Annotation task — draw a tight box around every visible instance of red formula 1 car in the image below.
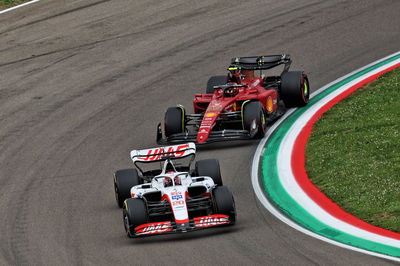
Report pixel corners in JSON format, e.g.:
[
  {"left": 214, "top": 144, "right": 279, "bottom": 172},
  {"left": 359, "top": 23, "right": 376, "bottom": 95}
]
[{"left": 157, "top": 54, "right": 310, "bottom": 144}]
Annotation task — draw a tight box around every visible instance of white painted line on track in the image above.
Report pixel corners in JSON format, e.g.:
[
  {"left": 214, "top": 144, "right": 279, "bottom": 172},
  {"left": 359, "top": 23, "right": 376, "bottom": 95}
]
[
  {"left": 0, "top": 0, "right": 40, "bottom": 14},
  {"left": 251, "top": 111, "right": 400, "bottom": 262},
  {"left": 251, "top": 51, "right": 400, "bottom": 262},
  {"left": 278, "top": 58, "right": 400, "bottom": 247}
]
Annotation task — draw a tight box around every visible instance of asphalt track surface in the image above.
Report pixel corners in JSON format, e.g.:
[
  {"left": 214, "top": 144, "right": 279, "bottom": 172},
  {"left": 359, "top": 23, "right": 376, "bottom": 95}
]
[{"left": 0, "top": 0, "right": 399, "bottom": 265}]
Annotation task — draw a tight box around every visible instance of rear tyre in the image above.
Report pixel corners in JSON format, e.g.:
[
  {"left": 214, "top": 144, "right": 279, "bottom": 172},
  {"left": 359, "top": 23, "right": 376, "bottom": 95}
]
[
  {"left": 164, "top": 106, "right": 185, "bottom": 137},
  {"left": 212, "top": 186, "right": 236, "bottom": 224},
  {"left": 123, "top": 198, "right": 148, "bottom": 238},
  {"left": 280, "top": 71, "right": 310, "bottom": 107},
  {"left": 114, "top": 168, "right": 142, "bottom": 208},
  {"left": 242, "top": 101, "right": 266, "bottom": 138},
  {"left": 206, "top": 75, "right": 227, "bottom": 94},
  {"left": 195, "top": 159, "right": 223, "bottom": 186}
]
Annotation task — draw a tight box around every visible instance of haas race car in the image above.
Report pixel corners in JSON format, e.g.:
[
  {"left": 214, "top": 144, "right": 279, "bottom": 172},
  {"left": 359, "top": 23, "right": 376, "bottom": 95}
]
[
  {"left": 113, "top": 142, "right": 236, "bottom": 237},
  {"left": 157, "top": 54, "right": 310, "bottom": 144}
]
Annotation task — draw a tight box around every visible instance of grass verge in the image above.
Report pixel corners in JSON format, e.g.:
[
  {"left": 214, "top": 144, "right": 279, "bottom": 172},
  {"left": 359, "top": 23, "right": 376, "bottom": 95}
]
[
  {"left": 0, "top": 0, "right": 30, "bottom": 10},
  {"left": 306, "top": 68, "right": 400, "bottom": 232}
]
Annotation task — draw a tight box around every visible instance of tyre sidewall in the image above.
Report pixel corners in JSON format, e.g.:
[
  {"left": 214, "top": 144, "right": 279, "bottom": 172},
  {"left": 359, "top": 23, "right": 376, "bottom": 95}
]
[
  {"left": 123, "top": 198, "right": 148, "bottom": 238},
  {"left": 242, "top": 101, "right": 266, "bottom": 138},
  {"left": 114, "top": 169, "right": 141, "bottom": 208},
  {"left": 212, "top": 186, "right": 236, "bottom": 223},
  {"left": 164, "top": 106, "right": 185, "bottom": 137},
  {"left": 195, "top": 159, "right": 223, "bottom": 186},
  {"left": 280, "top": 71, "right": 309, "bottom": 107}
]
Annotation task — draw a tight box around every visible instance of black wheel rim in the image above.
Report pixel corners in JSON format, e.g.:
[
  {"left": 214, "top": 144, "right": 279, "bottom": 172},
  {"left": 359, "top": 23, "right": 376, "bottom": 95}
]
[
  {"left": 260, "top": 111, "right": 266, "bottom": 133},
  {"left": 123, "top": 212, "right": 131, "bottom": 236},
  {"left": 302, "top": 79, "right": 309, "bottom": 102}
]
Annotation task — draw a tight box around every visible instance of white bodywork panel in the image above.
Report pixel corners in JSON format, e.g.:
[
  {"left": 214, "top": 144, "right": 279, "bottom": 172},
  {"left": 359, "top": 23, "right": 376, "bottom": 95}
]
[
  {"left": 131, "top": 143, "right": 196, "bottom": 163},
  {"left": 130, "top": 172, "right": 215, "bottom": 223}
]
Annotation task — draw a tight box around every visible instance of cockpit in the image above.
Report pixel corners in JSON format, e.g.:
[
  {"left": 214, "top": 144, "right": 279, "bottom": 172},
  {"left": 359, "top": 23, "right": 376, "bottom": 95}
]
[{"left": 161, "top": 173, "right": 187, "bottom": 187}]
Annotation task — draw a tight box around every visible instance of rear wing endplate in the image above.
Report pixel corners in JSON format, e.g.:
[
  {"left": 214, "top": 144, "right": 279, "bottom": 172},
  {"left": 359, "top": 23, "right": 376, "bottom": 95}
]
[{"left": 130, "top": 143, "right": 196, "bottom": 163}]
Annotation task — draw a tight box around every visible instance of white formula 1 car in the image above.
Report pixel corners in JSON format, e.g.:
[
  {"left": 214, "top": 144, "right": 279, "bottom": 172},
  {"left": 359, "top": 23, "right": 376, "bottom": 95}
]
[{"left": 113, "top": 142, "right": 236, "bottom": 237}]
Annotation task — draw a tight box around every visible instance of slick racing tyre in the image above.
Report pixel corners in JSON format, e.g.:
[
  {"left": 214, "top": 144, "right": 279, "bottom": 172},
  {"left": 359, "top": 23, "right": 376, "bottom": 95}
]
[
  {"left": 195, "top": 158, "right": 223, "bottom": 186},
  {"left": 280, "top": 71, "right": 310, "bottom": 107},
  {"left": 206, "top": 75, "right": 227, "bottom": 94},
  {"left": 242, "top": 101, "right": 267, "bottom": 138},
  {"left": 164, "top": 106, "right": 185, "bottom": 137},
  {"left": 123, "top": 198, "right": 148, "bottom": 238},
  {"left": 114, "top": 168, "right": 142, "bottom": 208},
  {"left": 212, "top": 186, "right": 236, "bottom": 224}
]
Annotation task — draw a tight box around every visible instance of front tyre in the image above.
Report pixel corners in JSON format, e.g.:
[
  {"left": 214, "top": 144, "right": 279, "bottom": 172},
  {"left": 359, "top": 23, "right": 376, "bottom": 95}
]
[
  {"left": 280, "top": 71, "right": 310, "bottom": 107},
  {"left": 242, "top": 101, "right": 266, "bottom": 138},
  {"left": 212, "top": 186, "right": 236, "bottom": 224},
  {"left": 123, "top": 198, "right": 148, "bottom": 238}
]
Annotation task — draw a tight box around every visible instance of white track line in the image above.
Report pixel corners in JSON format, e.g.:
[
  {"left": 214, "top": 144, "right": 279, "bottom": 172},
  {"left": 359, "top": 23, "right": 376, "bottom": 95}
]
[
  {"left": 251, "top": 51, "right": 400, "bottom": 262},
  {"left": 278, "top": 58, "right": 400, "bottom": 247},
  {"left": 0, "top": 0, "right": 40, "bottom": 14}
]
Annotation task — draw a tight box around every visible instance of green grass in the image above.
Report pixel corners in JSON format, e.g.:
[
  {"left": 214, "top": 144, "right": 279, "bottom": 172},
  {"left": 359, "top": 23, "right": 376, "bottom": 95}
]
[
  {"left": 0, "top": 0, "right": 29, "bottom": 10},
  {"left": 306, "top": 68, "right": 400, "bottom": 232}
]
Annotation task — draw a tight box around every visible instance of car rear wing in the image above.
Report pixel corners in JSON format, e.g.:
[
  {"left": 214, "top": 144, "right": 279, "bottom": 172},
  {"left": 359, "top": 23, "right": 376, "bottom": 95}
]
[
  {"left": 230, "top": 54, "right": 291, "bottom": 71},
  {"left": 130, "top": 142, "right": 196, "bottom": 163}
]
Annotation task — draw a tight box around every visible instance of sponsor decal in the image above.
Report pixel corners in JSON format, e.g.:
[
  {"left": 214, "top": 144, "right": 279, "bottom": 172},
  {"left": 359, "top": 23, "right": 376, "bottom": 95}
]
[
  {"left": 205, "top": 112, "right": 216, "bottom": 118},
  {"left": 171, "top": 194, "right": 183, "bottom": 200},
  {"left": 137, "top": 144, "right": 189, "bottom": 161},
  {"left": 171, "top": 191, "right": 184, "bottom": 205},
  {"left": 194, "top": 214, "right": 230, "bottom": 228},
  {"left": 135, "top": 221, "right": 172, "bottom": 235},
  {"left": 207, "top": 104, "right": 223, "bottom": 111},
  {"left": 252, "top": 79, "right": 260, "bottom": 86},
  {"left": 266, "top": 96, "right": 274, "bottom": 113},
  {"left": 172, "top": 200, "right": 185, "bottom": 206},
  {"left": 200, "top": 125, "right": 211, "bottom": 130}
]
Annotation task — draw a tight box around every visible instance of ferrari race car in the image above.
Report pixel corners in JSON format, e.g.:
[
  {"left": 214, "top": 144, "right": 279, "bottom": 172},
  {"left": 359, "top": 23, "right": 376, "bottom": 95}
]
[
  {"left": 157, "top": 54, "right": 310, "bottom": 144},
  {"left": 113, "top": 142, "right": 236, "bottom": 237}
]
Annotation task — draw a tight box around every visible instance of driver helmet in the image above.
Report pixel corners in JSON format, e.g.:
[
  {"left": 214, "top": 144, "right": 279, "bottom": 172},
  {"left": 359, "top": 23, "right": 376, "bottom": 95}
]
[
  {"left": 223, "top": 87, "right": 239, "bottom": 97},
  {"left": 164, "top": 177, "right": 173, "bottom": 187},
  {"left": 174, "top": 175, "right": 181, "bottom": 185},
  {"left": 228, "top": 65, "right": 241, "bottom": 74}
]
